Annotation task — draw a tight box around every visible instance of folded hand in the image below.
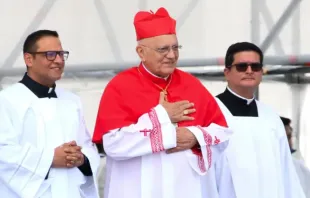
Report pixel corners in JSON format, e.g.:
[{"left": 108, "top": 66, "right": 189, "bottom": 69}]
[
  {"left": 166, "top": 127, "right": 197, "bottom": 154},
  {"left": 52, "top": 141, "right": 84, "bottom": 168}
]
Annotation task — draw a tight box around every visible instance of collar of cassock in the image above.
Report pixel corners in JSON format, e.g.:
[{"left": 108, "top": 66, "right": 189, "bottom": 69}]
[
  {"left": 138, "top": 62, "right": 172, "bottom": 88},
  {"left": 227, "top": 86, "right": 255, "bottom": 105},
  {"left": 19, "top": 73, "right": 57, "bottom": 98}
]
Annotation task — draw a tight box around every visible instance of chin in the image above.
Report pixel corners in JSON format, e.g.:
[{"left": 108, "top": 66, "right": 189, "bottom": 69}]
[
  {"left": 240, "top": 82, "right": 258, "bottom": 89},
  {"left": 164, "top": 66, "right": 175, "bottom": 73},
  {"left": 49, "top": 74, "right": 62, "bottom": 82}
]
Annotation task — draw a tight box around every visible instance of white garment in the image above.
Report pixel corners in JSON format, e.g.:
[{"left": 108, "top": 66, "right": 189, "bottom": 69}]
[
  {"left": 293, "top": 158, "right": 310, "bottom": 197},
  {"left": 299, "top": 102, "right": 310, "bottom": 169},
  {"left": 297, "top": 88, "right": 310, "bottom": 168},
  {"left": 207, "top": 98, "right": 306, "bottom": 198},
  {"left": 0, "top": 83, "right": 100, "bottom": 198},
  {"left": 102, "top": 104, "right": 233, "bottom": 198}
]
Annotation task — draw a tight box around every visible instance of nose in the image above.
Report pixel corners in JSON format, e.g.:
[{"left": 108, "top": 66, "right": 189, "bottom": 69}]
[
  {"left": 245, "top": 64, "right": 253, "bottom": 73},
  {"left": 166, "top": 48, "right": 176, "bottom": 59}
]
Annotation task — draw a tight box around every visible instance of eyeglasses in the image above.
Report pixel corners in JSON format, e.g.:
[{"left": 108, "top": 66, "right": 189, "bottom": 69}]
[
  {"left": 140, "top": 44, "right": 182, "bottom": 55},
  {"left": 27, "top": 51, "right": 69, "bottom": 61},
  {"left": 229, "top": 62, "right": 263, "bottom": 72}
]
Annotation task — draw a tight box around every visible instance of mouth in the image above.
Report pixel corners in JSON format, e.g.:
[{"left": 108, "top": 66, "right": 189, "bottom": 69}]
[
  {"left": 163, "top": 62, "right": 175, "bottom": 66},
  {"left": 242, "top": 78, "right": 255, "bottom": 80},
  {"left": 51, "top": 67, "right": 63, "bottom": 71},
  {"left": 242, "top": 78, "right": 255, "bottom": 81}
]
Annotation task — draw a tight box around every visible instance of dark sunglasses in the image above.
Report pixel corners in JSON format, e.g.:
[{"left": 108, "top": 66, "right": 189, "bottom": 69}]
[
  {"left": 229, "top": 62, "right": 263, "bottom": 72},
  {"left": 27, "top": 51, "right": 69, "bottom": 61}
]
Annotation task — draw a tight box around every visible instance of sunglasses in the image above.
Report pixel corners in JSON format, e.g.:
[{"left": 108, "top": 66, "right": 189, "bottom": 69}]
[{"left": 229, "top": 62, "right": 263, "bottom": 72}]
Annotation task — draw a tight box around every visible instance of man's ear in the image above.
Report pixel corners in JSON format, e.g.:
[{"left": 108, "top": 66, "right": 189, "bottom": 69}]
[
  {"left": 223, "top": 67, "right": 230, "bottom": 80},
  {"left": 136, "top": 45, "right": 146, "bottom": 62},
  {"left": 24, "top": 53, "right": 34, "bottom": 68}
]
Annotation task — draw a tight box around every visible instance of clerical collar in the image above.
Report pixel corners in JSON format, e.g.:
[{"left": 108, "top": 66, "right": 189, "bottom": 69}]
[
  {"left": 216, "top": 88, "right": 258, "bottom": 117},
  {"left": 227, "top": 86, "right": 254, "bottom": 105},
  {"left": 138, "top": 63, "right": 171, "bottom": 86},
  {"left": 19, "top": 73, "right": 57, "bottom": 98}
]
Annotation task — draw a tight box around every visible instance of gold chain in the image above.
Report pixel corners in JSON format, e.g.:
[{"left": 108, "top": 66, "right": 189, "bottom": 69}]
[{"left": 137, "top": 67, "right": 172, "bottom": 101}]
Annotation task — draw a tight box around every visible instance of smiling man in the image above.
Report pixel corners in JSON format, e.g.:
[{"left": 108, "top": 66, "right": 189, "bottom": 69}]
[
  {"left": 206, "top": 42, "right": 305, "bottom": 198},
  {"left": 0, "top": 30, "right": 100, "bottom": 198},
  {"left": 92, "top": 7, "right": 233, "bottom": 198}
]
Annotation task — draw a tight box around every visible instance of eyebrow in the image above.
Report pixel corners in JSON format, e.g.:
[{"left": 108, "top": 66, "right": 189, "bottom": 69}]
[{"left": 157, "top": 43, "right": 179, "bottom": 48}]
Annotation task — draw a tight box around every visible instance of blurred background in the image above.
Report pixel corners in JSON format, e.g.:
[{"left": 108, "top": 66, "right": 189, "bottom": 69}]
[{"left": 0, "top": 0, "right": 310, "bottom": 196}]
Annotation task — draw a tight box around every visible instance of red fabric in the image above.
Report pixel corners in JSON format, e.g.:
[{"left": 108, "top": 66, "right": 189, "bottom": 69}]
[
  {"left": 92, "top": 63, "right": 228, "bottom": 147},
  {"left": 134, "top": 7, "right": 176, "bottom": 40}
]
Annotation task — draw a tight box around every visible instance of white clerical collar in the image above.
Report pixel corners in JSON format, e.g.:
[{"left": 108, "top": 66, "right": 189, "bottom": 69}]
[
  {"left": 142, "top": 63, "right": 169, "bottom": 80},
  {"left": 227, "top": 86, "right": 255, "bottom": 105}
]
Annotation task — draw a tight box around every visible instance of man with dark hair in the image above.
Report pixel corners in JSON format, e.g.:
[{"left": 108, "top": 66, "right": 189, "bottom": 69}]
[
  {"left": 23, "top": 30, "right": 59, "bottom": 53},
  {"left": 205, "top": 42, "right": 305, "bottom": 198},
  {"left": 0, "top": 29, "right": 100, "bottom": 197}
]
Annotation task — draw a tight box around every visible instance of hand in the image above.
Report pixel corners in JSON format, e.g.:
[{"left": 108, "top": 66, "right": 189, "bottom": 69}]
[
  {"left": 159, "top": 92, "right": 196, "bottom": 123},
  {"left": 66, "top": 153, "right": 84, "bottom": 167},
  {"left": 51, "top": 141, "right": 83, "bottom": 168},
  {"left": 166, "top": 127, "right": 198, "bottom": 154},
  {"left": 52, "top": 144, "right": 72, "bottom": 168},
  {"left": 64, "top": 141, "right": 84, "bottom": 167}
]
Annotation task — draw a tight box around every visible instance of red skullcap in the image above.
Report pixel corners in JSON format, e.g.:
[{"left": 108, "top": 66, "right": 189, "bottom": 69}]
[{"left": 134, "top": 7, "right": 176, "bottom": 41}]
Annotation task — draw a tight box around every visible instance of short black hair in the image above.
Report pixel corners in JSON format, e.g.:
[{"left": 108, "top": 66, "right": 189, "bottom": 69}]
[
  {"left": 280, "top": 116, "right": 291, "bottom": 126},
  {"left": 225, "top": 42, "right": 263, "bottom": 67},
  {"left": 23, "top": 30, "right": 59, "bottom": 53}
]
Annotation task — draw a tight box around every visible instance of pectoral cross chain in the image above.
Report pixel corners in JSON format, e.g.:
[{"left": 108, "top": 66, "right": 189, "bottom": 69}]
[{"left": 161, "top": 90, "right": 168, "bottom": 101}]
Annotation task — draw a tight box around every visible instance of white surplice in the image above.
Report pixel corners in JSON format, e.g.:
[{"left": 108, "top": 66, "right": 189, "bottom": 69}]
[
  {"left": 205, "top": 98, "right": 306, "bottom": 198},
  {"left": 103, "top": 105, "right": 233, "bottom": 198},
  {"left": 293, "top": 158, "right": 310, "bottom": 197},
  {"left": 0, "top": 83, "right": 100, "bottom": 198}
]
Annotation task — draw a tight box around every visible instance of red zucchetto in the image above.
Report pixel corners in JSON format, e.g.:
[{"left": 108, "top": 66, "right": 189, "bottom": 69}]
[{"left": 134, "top": 7, "right": 176, "bottom": 41}]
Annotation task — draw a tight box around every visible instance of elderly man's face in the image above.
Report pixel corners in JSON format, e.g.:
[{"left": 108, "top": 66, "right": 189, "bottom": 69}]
[{"left": 136, "top": 34, "right": 180, "bottom": 78}]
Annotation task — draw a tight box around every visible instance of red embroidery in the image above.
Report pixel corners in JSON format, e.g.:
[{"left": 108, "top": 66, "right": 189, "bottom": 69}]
[
  {"left": 140, "top": 128, "right": 152, "bottom": 136},
  {"left": 197, "top": 126, "right": 213, "bottom": 172},
  {"left": 214, "top": 136, "right": 221, "bottom": 144},
  {"left": 198, "top": 155, "right": 206, "bottom": 173},
  {"left": 148, "top": 109, "right": 164, "bottom": 153}
]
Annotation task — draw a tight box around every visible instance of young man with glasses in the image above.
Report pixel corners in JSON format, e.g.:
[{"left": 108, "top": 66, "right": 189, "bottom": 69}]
[
  {"left": 205, "top": 42, "right": 305, "bottom": 198},
  {"left": 0, "top": 30, "right": 100, "bottom": 197},
  {"left": 92, "top": 7, "right": 233, "bottom": 198}
]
